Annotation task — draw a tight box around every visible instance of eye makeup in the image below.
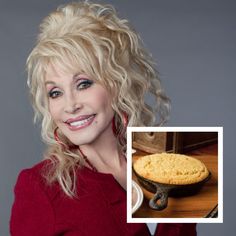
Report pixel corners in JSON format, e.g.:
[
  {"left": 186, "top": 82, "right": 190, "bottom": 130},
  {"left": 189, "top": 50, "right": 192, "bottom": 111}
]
[
  {"left": 48, "top": 87, "right": 62, "bottom": 99},
  {"left": 45, "top": 73, "right": 94, "bottom": 99},
  {"left": 76, "top": 79, "right": 94, "bottom": 90}
]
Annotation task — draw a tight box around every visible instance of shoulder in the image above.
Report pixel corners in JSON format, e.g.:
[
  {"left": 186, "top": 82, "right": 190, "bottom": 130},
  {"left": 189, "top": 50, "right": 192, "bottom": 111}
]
[
  {"left": 16, "top": 159, "right": 48, "bottom": 184},
  {"left": 22, "top": 158, "right": 53, "bottom": 176},
  {"left": 14, "top": 159, "right": 60, "bottom": 199},
  {"left": 11, "top": 160, "right": 56, "bottom": 235}
]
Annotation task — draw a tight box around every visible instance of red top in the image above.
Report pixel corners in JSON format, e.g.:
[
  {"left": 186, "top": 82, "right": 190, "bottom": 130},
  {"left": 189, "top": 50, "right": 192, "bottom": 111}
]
[{"left": 10, "top": 161, "right": 196, "bottom": 236}]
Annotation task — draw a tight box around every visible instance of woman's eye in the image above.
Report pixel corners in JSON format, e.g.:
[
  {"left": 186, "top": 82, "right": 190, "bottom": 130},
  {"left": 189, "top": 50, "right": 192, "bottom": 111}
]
[
  {"left": 77, "top": 80, "right": 93, "bottom": 90},
  {"left": 48, "top": 90, "right": 62, "bottom": 99}
]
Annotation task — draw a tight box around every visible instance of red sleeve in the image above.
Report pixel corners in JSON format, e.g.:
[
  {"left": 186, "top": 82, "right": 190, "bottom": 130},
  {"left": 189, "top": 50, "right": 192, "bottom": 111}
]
[
  {"left": 155, "top": 223, "right": 197, "bottom": 236},
  {"left": 10, "top": 169, "right": 55, "bottom": 236}
]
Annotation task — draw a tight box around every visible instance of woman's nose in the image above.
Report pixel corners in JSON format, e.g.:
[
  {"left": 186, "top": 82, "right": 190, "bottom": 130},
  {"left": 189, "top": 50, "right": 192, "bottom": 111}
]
[{"left": 64, "top": 93, "right": 81, "bottom": 114}]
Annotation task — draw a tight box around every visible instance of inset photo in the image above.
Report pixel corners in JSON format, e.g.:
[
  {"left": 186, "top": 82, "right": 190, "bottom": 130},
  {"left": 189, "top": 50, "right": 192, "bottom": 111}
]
[{"left": 127, "top": 127, "right": 223, "bottom": 223}]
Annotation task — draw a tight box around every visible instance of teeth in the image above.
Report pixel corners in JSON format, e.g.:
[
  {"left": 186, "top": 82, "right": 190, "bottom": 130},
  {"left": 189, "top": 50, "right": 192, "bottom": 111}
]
[{"left": 69, "top": 116, "right": 94, "bottom": 127}]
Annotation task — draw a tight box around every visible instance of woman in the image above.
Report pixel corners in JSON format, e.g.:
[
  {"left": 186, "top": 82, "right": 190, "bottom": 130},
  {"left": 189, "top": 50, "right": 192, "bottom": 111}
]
[{"left": 10, "top": 1, "right": 196, "bottom": 235}]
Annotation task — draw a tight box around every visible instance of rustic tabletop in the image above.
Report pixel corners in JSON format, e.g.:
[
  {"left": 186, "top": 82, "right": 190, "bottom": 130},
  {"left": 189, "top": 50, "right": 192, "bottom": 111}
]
[{"left": 132, "top": 144, "right": 218, "bottom": 218}]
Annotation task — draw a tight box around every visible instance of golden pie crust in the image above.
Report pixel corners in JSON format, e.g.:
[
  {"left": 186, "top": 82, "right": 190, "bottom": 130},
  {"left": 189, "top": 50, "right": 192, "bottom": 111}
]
[{"left": 133, "top": 153, "right": 209, "bottom": 185}]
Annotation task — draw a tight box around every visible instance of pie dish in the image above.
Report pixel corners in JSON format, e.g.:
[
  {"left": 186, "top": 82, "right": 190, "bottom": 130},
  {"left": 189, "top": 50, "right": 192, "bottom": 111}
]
[{"left": 133, "top": 153, "right": 211, "bottom": 210}]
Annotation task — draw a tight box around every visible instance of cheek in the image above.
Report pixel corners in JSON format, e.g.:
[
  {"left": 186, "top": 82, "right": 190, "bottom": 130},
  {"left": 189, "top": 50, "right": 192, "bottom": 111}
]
[
  {"left": 48, "top": 101, "right": 60, "bottom": 121},
  {"left": 93, "top": 89, "right": 113, "bottom": 113}
]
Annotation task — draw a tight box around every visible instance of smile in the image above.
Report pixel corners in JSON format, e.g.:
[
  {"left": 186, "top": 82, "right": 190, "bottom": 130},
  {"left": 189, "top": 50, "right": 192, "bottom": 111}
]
[{"left": 65, "top": 114, "right": 96, "bottom": 131}]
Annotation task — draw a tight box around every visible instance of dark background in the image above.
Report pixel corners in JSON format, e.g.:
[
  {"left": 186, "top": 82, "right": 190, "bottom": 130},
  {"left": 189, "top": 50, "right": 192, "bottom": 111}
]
[{"left": 0, "top": 0, "right": 235, "bottom": 235}]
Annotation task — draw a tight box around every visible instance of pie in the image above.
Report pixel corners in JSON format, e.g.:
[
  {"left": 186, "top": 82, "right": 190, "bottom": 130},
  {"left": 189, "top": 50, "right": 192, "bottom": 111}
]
[{"left": 133, "top": 153, "right": 209, "bottom": 185}]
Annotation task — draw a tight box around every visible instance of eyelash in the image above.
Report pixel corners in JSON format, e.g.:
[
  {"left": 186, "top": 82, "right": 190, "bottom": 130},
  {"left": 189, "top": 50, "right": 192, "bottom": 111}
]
[
  {"left": 48, "top": 90, "right": 62, "bottom": 99},
  {"left": 76, "top": 79, "right": 93, "bottom": 90},
  {"left": 48, "top": 79, "right": 93, "bottom": 99}
]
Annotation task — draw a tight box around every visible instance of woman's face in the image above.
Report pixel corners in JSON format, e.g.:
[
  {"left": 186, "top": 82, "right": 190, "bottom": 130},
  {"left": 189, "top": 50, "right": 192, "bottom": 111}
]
[{"left": 45, "top": 65, "right": 114, "bottom": 146}]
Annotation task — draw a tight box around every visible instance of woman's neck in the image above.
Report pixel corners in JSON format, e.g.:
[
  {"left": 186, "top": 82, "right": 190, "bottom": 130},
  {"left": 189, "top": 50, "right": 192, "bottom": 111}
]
[
  {"left": 79, "top": 124, "right": 122, "bottom": 171},
  {"left": 79, "top": 123, "right": 127, "bottom": 190}
]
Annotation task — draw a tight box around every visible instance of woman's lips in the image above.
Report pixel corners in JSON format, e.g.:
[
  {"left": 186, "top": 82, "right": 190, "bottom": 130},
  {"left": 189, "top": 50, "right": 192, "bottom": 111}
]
[{"left": 65, "top": 114, "right": 96, "bottom": 131}]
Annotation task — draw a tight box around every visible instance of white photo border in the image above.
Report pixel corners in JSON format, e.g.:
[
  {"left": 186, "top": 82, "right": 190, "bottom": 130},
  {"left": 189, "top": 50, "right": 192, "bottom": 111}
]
[{"left": 127, "top": 127, "right": 223, "bottom": 223}]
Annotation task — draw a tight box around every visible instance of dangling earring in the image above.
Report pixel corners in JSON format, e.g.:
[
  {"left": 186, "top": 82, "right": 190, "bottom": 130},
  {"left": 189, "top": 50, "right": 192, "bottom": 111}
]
[
  {"left": 54, "top": 127, "right": 78, "bottom": 150},
  {"left": 54, "top": 127, "right": 67, "bottom": 149},
  {"left": 112, "top": 112, "right": 128, "bottom": 137},
  {"left": 112, "top": 115, "right": 118, "bottom": 135},
  {"left": 122, "top": 112, "right": 128, "bottom": 129},
  {"left": 120, "top": 112, "right": 128, "bottom": 145}
]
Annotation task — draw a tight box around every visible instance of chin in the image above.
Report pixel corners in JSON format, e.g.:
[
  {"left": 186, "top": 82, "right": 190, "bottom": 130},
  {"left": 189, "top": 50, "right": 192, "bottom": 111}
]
[{"left": 66, "top": 132, "right": 99, "bottom": 146}]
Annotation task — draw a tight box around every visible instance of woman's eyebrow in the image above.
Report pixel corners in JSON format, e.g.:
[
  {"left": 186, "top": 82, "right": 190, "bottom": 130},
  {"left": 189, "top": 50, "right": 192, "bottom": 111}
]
[
  {"left": 44, "top": 73, "right": 85, "bottom": 85},
  {"left": 72, "top": 73, "right": 85, "bottom": 81},
  {"left": 73, "top": 71, "right": 89, "bottom": 80},
  {"left": 45, "top": 81, "right": 56, "bottom": 85}
]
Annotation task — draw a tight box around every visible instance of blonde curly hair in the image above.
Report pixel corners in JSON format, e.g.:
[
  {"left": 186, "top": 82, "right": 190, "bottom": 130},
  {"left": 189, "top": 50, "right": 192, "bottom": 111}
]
[{"left": 26, "top": 1, "right": 170, "bottom": 197}]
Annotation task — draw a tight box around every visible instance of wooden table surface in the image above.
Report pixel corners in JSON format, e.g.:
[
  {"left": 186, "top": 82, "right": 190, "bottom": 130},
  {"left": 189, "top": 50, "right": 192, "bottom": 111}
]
[{"left": 132, "top": 144, "right": 218, "bottom": 218}]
